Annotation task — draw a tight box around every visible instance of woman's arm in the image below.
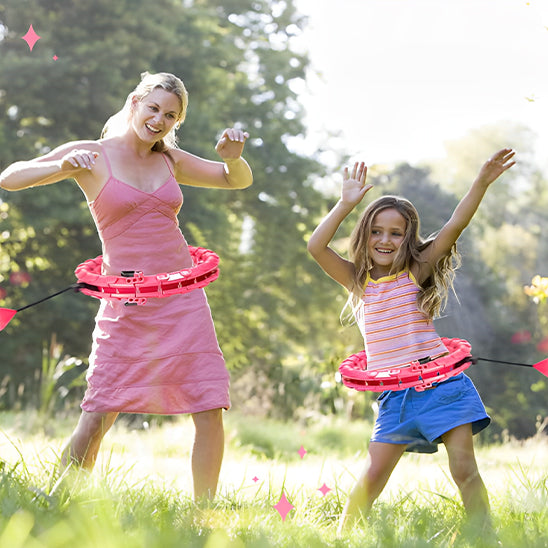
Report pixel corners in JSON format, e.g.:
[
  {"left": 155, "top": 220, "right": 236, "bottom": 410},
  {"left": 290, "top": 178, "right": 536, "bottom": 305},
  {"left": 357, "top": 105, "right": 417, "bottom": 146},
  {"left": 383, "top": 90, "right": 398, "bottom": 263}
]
[
  {"left": 171, "top": 128, "right": 253, "bottom": 189},
  {"left": 418, "top": 148, "right": 515, "bottom": 279},
  {"left": 0, "top": 141, "right": 99, "bottom": 192},
  {"left": 307, "top": 162, "right": 372, "bottom": 290}
]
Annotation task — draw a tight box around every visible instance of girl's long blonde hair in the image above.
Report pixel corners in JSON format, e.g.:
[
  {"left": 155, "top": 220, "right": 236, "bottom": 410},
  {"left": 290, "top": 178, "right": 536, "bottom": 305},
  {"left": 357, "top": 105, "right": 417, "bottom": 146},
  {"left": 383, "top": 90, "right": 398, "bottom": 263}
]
[
  {"left": 346, "top": 195, "right": 461, "bottom": 320},
  {"left": 101, "top": 72, "right": 189, "bottom": 153}
]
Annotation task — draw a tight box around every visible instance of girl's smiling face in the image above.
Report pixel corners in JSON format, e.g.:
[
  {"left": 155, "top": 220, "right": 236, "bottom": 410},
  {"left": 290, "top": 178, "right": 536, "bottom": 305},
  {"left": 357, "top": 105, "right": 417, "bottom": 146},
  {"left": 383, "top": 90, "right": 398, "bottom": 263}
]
[{"left": 368, "top": 207, "right": 407, "bottom": 277}]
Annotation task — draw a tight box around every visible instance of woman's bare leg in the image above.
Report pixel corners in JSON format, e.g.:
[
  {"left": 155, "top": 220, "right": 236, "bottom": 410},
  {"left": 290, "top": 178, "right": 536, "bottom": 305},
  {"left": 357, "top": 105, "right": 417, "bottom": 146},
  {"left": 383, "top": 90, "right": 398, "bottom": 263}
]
[
  {"left": 60, "top": 410, "right": 119, "bottom": 470},
  {"left": 191, "top": 408, "right": 224, "bottom": 501}
]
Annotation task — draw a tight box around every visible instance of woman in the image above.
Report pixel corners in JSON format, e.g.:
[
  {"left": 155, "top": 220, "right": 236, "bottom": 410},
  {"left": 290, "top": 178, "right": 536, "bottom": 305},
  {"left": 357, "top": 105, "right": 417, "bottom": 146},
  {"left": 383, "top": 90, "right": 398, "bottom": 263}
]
[{"left": 0, "top": 71, "right": 253, "bottom": 499}]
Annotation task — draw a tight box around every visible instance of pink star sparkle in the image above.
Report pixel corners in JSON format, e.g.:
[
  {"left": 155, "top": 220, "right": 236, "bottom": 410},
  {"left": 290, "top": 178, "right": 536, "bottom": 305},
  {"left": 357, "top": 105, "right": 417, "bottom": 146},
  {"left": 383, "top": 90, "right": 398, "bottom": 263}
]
[
  {"left": 318, "top": 483, "right": 332, "bottom": 496},
  {"left": 273, "top": 492, "right": 294, "bottom": 521},
  {"left": 53, "top": 55, "right": 58, "bottom": 61},
  {"left": 252, "top": 476, "right": 259, "bottom": 483},
  {"left": 297, "top": 445, "right": 307, "bottom": 459},
  {"left": 21, "top": 25, "right": 41, "bottom": 51}
]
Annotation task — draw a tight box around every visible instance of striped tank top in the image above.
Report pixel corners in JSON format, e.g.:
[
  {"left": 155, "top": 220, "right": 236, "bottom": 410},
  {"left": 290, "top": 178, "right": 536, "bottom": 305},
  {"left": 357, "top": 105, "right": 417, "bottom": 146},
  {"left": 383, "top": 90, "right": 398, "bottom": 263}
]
[{"left": 355, "top": 270, "right": 448, "bottom": 370}]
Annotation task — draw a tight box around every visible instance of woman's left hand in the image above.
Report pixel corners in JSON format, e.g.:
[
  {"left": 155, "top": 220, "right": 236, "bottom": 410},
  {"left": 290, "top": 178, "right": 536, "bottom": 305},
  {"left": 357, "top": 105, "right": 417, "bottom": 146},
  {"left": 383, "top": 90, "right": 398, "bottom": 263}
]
[{"left": 215, "top": 128, "right": 249, "bottom": 160}]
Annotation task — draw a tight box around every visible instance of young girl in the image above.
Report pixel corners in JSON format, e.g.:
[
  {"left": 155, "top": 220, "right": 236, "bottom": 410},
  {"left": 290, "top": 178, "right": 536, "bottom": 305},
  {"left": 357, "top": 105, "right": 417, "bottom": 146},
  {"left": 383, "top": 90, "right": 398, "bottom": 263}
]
[
  {"left": 307, "top": 149, "right": 515, "bottom": 529},
  {"left": 0, "top": 71, "right": 253, "bottom": 500}
]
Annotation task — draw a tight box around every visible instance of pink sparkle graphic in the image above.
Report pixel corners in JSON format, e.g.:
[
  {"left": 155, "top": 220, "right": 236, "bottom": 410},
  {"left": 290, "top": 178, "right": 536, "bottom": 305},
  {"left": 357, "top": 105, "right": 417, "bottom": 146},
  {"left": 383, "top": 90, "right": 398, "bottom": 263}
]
[
  {"left": 252, "top": 476, "right": 259, "bottom": 483},
  {"left": 297, "top": 445, "right": 307, "bottom": 459},
  {"left": 21, "top": 25, "right": 41, "bottom": 51},
  {"left": 273, "top": 492, "right": 294, "bottom": 521},
  {"left": 318, "top": 483, "right": 332, "bottom": 496},
  {"left": 53, "top": 55, "right": 58, "bottom": 61}
]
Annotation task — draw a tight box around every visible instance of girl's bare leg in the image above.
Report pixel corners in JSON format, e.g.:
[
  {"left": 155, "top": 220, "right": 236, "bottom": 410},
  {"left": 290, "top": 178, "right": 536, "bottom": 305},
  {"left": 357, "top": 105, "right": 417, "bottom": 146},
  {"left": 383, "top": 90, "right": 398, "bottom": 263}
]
[
  {"left": 191, "top": 408, "right": 224, "bottom": 501},
  {"left": 442, "top": 423, "right": 490, "bottom": 524},
  {"left": 338, "top": 441, "right": 406, "bottom": 532}
]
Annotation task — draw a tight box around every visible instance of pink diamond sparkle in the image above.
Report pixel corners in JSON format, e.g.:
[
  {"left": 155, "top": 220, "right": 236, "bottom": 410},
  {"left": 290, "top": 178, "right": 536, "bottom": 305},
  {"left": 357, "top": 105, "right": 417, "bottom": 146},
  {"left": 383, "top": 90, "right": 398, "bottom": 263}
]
[
  {"left": 273, "top": 492, "right": 294, "bottom": 521},
  {"left": 318, "top": 483, "right": 332, "bottom": 496},
  {"left": 53, "top": 55, "right": 58, "bottom": 61},
  {"left": 297, "top": 445, "right": 307, "bottom": 459},
  {"left": 22, "top": 25, "right": 41, "bottom": 51},
  {"left": 252, "top": 476, "right": 259, "bottom": 483}
]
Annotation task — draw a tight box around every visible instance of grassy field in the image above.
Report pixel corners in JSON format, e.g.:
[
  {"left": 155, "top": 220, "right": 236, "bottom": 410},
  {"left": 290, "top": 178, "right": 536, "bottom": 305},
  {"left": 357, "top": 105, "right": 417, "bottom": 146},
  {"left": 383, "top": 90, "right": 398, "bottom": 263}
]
[{"left": 0, "top": 410, "right": 546, "bottom": 547}]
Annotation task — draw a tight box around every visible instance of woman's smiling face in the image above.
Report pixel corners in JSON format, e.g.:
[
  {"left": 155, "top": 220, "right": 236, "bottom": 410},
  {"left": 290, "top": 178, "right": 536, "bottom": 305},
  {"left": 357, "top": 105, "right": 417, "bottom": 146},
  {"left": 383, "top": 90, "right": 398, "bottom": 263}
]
[{"left": 131, "top": 87, "right": 182, "bottom": 143}]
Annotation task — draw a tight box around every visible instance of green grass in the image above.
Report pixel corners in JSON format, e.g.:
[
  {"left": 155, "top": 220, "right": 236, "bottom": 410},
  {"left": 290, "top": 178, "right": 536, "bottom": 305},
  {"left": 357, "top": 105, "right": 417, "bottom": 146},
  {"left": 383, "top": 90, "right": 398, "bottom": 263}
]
[{"left": 0, "top": 411, "right": 546, "bottom": 547}]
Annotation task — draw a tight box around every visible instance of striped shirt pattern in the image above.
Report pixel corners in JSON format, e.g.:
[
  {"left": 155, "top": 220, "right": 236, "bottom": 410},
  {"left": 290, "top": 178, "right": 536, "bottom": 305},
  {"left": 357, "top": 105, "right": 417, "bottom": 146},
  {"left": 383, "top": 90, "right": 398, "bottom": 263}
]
[{"left": 355, "top": 270, "right": 448, "bottom": 370}]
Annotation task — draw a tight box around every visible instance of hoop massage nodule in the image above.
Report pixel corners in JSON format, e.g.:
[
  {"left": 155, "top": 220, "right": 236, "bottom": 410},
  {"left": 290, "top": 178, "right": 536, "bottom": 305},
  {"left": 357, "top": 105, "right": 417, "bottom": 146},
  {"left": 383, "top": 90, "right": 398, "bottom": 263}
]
[
  {"left": 74, "top": 246, "right": 219, "bottom": 305},
  {"left": 339, "top": 337, "right": 473, "bottom": 392}
]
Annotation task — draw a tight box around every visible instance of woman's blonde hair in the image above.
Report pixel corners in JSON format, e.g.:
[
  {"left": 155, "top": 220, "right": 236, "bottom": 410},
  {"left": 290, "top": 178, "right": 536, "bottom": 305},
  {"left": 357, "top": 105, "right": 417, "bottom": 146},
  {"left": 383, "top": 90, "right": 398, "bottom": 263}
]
[
  {"left": 101, "top": 72, "right": 189, "bottom": 152},
  {"left": 346, "top": 195, "right": 461, "bottom": 320}
]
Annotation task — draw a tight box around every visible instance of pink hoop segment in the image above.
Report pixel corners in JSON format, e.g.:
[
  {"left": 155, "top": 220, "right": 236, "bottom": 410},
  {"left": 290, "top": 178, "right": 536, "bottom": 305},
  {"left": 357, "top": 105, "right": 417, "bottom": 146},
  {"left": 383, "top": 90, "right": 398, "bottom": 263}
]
[
  {"left": 74, "top": 246, "right": 219, "bottom": 305},
  {"left": 339, "top": 337, "right": 473, "bottom": 392}
]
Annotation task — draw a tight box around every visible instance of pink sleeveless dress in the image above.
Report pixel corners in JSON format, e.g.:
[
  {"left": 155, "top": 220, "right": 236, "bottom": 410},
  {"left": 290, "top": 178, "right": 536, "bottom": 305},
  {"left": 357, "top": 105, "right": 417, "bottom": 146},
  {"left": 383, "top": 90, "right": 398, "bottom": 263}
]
[{"left": 80, "top": 148, "right": 230, "bottom": 414}]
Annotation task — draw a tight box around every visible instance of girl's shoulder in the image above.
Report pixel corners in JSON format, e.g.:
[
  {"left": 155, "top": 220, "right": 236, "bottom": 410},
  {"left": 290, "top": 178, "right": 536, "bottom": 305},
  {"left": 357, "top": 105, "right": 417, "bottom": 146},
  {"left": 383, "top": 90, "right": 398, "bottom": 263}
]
[{"left": 409, "top": 259, "right": 430, "bottom": 286}]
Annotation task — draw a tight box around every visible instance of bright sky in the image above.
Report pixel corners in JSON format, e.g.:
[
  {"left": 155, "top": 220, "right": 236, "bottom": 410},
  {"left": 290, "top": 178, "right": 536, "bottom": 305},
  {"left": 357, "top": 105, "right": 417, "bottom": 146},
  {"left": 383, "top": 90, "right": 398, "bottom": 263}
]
[{"left": 293, "top": 0, "right": 548, "bottom": 166}]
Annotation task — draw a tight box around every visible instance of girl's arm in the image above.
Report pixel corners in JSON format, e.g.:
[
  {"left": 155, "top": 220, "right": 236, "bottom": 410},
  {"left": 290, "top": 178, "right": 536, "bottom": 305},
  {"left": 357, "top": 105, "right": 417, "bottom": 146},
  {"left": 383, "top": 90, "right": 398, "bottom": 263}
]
[
  {"left": 171, "top": 127, "right": 253, "bottom": 189},
  {"left": 418, "top": 148, "right": 515, "bottom": 280},
  {"left": 0, "top": 141, "right": 99, "bottom": 193},
  {"left": 307, "top": 162, "right": 372, "bottom": 290}
]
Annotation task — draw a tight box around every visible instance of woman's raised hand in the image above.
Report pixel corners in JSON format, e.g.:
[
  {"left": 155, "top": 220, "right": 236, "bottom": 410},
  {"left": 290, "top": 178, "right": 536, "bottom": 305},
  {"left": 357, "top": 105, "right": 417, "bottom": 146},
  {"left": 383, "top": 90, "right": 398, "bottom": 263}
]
[
  {"left": 341, "top": 161, "right": 372, "bottom": 207},
  {"left": 215, "top": 128, "right": 249, "bottom": 161},
  {"left": 60, "top": 149, "right": 99, "bottom": 172}
]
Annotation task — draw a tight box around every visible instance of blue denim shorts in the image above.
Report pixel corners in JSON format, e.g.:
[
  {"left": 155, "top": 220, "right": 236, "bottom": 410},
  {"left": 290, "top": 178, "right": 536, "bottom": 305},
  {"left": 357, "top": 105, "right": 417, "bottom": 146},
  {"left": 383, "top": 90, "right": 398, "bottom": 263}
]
[{"left": 370, "top": 373, "right": 490, "bottom": 453}]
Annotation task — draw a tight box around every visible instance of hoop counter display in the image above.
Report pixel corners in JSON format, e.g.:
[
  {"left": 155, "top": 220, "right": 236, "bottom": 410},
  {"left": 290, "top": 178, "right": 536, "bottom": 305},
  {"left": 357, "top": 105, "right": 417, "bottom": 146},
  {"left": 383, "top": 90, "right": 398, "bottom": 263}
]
[
  {"left": 75, "top": 246, "right": 220, "bottom": 305},
  {"left": 339, "top": 337, "right": 474, "bottom": 392}
]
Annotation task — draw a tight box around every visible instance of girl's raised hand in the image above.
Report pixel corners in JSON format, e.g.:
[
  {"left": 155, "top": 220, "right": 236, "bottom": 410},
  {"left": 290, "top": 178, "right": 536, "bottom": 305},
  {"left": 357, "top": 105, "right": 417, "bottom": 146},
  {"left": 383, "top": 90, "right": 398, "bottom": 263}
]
[
  {"left": 341, "top": 161, "right": 372, "bottom": 207},
  {"left": 215, "top": 128, "right": 249, "bottom": 161},
  {"left": 475, "top": 148, "right": 516, "bottom": 187}
]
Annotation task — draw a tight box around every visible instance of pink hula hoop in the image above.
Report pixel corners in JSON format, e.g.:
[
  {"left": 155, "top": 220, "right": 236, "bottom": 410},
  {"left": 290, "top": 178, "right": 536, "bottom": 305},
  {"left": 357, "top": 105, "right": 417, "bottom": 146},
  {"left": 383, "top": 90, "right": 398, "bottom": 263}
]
[
  {"left": 74, "top": 246, "right": 219, "bottom": 305},
  {"left": 339, "top": 337, "right": 473, "bottom": 392}
]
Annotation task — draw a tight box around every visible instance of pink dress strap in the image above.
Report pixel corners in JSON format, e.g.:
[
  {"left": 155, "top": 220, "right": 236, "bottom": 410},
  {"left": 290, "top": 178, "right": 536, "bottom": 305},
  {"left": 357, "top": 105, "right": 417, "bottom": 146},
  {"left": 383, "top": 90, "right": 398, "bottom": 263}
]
[{"left": 161, "top": 152, "right": 175, "bottom": 177}]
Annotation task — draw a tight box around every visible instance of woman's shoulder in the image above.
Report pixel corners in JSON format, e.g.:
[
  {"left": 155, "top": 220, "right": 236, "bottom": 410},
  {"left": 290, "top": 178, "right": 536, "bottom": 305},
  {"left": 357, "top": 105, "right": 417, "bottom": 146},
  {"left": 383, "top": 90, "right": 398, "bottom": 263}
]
[
  {"left": 67, "top": 138, "right": 102, "bottom": 149},
  {"left": 95, "top": 137, "right": 122, "bottom": 151},
  {"left": 164, "top": 146, "right": 207, "bottom": 180},
  {"left": 32, "top": 139, "right": 101, "bottom": 164},
  {"left": 45, "top": 138, "right": 100, "bottom": 154},
  {"left": 164, "top": 145, "right": 192, "bottom": 162}
]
